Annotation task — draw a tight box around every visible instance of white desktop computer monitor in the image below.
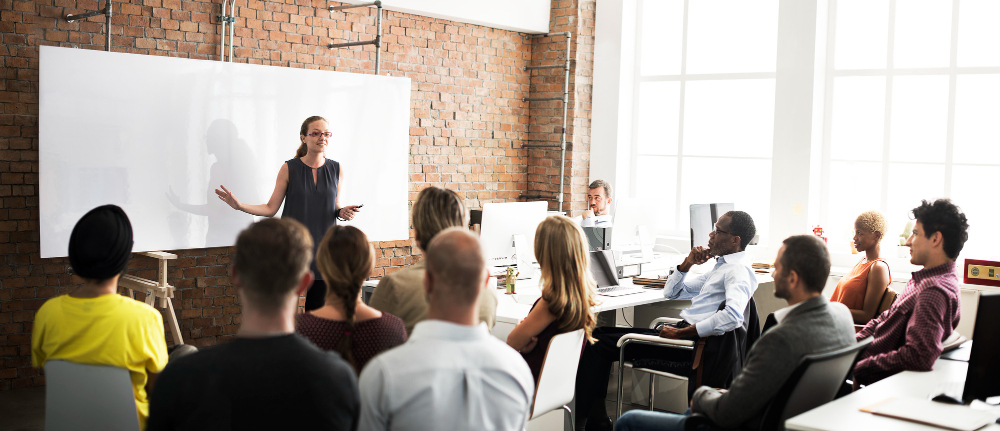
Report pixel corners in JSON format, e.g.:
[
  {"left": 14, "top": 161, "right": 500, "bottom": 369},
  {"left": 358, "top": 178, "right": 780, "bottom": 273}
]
[
  {"left": 609, "top": 197, "right": 659, "bottom": 254},
  {"left": 480, "top": 201, "right": 549, "bottom": 267},
  {"left": 689, "top": 203, "right": 734, "bottom": 249}
]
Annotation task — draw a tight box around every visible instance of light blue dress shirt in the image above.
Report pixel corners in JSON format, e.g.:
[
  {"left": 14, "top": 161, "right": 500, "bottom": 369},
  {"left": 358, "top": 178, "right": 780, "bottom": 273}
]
[
  {"left": 357, "top": 320, "right": 535, "bottom": 431},
  {"left": 662, "top": 251, "right": 759, "bottom": 338}
]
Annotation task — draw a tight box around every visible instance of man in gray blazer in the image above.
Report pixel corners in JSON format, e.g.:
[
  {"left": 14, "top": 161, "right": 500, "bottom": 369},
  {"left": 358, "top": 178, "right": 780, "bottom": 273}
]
[{"left": 615, "top": 235, "right": 856, "bottom": 431}]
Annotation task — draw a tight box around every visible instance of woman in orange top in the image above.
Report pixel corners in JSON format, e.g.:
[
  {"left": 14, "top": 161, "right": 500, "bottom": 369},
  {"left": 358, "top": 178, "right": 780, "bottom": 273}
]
[{"left": 830, "top": 210, "right": 891, "bottom": 324}]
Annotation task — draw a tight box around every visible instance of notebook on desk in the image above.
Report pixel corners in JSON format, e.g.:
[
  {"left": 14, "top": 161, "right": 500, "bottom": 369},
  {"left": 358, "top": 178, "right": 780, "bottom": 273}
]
[{"left": 860, "top": 398, "right": 996, "bottom": 431}]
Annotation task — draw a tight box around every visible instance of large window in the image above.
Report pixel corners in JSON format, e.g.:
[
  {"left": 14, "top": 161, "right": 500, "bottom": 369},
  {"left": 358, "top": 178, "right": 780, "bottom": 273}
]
[
  {"left": 624, "top": 0, "right": 1000, "bottom": 261},
  {"left": 821, "top": 0, "right": 1000, "bottom": 259},
  {"left": 630, "top": 0, "right": 779, "bottom": 242}
]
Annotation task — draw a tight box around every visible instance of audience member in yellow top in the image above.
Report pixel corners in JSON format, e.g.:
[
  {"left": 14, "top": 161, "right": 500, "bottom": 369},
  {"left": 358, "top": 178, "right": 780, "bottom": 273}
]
[{"left": 31, "top": 205, "right": 168, "bottom": 429}]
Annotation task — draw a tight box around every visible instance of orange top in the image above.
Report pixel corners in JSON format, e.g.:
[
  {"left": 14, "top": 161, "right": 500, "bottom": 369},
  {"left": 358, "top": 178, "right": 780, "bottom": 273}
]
[{"left": 830, "top": 258, "right": 890, "bottom": 312}]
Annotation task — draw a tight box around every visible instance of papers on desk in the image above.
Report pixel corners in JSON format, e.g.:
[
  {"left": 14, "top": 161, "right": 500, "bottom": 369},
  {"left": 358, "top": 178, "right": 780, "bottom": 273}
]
[
  {"left": 860, "top": 398, "right": 997, "bottom": 431},
  {"left": 632, "top": 277, "right": 665, "bottom": 288}
]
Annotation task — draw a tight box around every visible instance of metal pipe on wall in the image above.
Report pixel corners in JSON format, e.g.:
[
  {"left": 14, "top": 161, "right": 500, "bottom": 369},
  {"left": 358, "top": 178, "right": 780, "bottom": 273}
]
[
  {"left": 327, "top": 1, "right": 383, "bottom": 75},
  {"left": 65, "top": 0, "right": 113, "bottom": 52},
  {"left": 520, "top": 31, "right": 572, "bottom": 213},
  {"left": 228, "top": 0, "right": 235, "bottom": 61},
  {"left": 220, "top": 0, "right": 228, "bottom": 61}
]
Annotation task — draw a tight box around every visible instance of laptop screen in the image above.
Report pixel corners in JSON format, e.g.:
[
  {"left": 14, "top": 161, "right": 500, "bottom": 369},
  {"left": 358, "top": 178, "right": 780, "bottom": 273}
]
[{"left": 589, "top": 250, "right": 618, "bottom": 288}]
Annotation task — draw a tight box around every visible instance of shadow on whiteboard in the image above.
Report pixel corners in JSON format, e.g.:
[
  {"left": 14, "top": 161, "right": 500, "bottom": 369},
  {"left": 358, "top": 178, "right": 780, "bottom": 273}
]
[{"left": 166, "top": 119, "right": 258, "bottom": 248}]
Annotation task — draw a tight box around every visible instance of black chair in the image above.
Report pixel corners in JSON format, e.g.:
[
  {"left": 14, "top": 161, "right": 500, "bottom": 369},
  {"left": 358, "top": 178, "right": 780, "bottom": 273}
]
[
  {"left": 616, "top": 298, "right": 760, "bottom": 417},
  {"left": 685, "top": 337, "right": 873, "bottom": 431}
]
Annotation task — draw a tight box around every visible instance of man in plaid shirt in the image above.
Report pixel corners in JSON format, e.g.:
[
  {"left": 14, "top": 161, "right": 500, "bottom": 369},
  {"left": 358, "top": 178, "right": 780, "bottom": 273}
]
[{"left": 854, "top": 199, "right": 969, "bottom": 386}]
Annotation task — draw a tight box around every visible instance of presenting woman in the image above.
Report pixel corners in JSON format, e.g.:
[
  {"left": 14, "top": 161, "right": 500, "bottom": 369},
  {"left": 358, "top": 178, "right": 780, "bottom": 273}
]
[
  {"left": 506, "top": 215, "right": 597, "bottom": 382},
  {"left": 216, "top": 115, "right": 362, "bottom": 311},
  {"left": 830, "top": 210, "right": 891, "bottom": 324}
]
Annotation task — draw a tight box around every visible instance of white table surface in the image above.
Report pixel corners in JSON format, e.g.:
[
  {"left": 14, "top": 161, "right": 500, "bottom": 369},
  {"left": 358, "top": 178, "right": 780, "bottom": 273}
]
[{"left": 785, "top": 359, "right": 1000, "bottom": 431}]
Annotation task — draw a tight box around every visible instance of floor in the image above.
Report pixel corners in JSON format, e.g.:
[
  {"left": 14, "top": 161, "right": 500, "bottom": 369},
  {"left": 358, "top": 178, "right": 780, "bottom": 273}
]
[{"left": 0, "top": 386, "right": 44, "bottom": 431}]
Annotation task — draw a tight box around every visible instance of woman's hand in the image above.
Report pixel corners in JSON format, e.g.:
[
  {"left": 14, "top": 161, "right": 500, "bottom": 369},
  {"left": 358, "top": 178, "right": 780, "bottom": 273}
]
[
  {"left": 340, "top": 204, "right": 362, "bottom": 220},
  {"left": 519, "top": 336, "right": 539, "bottom": 353},
  {"left": 215, "top": 185, "right": 242, "bottom": 211}
]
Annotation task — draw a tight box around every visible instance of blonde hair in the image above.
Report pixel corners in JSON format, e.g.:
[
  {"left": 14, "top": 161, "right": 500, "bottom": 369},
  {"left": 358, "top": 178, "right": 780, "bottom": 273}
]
[
  {"left": 315, "top": 225, "right": 373, "bottom": 373},
  {"left": 296, "top": 115, "right": 328, "bottom": 158},
  {"left": 533, "top": 215, "right": 597, "bottom": 344},
  {"left": 855, "top": 210, "right": 887, "bottom": 241},
  {"left": 412, "top": 187, "right": 467, "bottom": 251}
]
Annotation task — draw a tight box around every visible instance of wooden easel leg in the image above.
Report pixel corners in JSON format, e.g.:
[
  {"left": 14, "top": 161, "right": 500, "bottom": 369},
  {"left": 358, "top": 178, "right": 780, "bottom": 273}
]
[{"left": 165, "top": 298, "right": 183, "bottom": 345}]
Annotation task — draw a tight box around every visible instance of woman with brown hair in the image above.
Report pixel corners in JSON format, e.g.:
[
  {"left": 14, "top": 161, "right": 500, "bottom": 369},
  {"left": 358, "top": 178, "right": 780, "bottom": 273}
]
[
  {"left": 215, "top": 116, "right": 363, "bottom": 311},
  {"left": 295, "top": 225, "right": 406, "bottom": 374},
  {"left": 830, "top": 210, "right": 892, "bottom": 324},
  {"left": 506, "top": 215, "right": 597, "bottom": 382}
]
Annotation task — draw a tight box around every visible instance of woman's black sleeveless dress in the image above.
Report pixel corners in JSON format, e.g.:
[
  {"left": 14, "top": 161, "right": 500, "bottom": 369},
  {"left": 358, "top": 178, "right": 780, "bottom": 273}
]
[{"left": 282, "top": 157, "right": 339, "bottom": 311}]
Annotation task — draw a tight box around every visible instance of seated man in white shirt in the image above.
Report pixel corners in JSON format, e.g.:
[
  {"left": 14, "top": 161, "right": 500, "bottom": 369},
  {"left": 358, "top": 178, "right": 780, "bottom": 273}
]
[
  {"left": 574, "top": 211, "right": 758, "bottom": 431},
  {"left": 581, "top": 179, "right": 614, "bottom": 227},
  {"left": 358, "top": 227, "right": 534, "bottom": 431}
]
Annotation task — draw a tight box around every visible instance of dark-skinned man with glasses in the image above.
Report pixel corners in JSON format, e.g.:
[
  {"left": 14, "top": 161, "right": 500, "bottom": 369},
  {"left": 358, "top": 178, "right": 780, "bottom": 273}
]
[{"left": 574, "top": 211, "right": 758, "bottom": 431}]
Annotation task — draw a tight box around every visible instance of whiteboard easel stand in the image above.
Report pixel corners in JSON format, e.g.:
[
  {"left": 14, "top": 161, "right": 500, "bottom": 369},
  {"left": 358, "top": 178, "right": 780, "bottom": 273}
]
[
  {"left": 216, "top": 0, "right": 236, "bottom": 62},
  {"left": 65, "top": 0, "right": 113, "bottom": 52},
  {"left": 519, "top": 32, "right": 572, "bottom": 213},
  {"left": 119, "top": 251, "right": 184, "bottom": 345},
  {"left": 328, "top": 1, "right": 384, "bottom": 75}
]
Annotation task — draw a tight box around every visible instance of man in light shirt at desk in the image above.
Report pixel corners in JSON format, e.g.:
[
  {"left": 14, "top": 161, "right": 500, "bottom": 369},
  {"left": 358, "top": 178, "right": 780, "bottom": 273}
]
[
  {"left": 581, "top": 179, "right": 613, "bottom": 227},
  {"left": 574, "top": 211, "right": 759, "bottom": 431}
]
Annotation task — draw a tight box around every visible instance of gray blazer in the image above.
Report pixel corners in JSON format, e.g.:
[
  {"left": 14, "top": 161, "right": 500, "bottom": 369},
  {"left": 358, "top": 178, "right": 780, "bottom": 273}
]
[{"left": 692, "top": 295, "right": 856, "bottom": 429}]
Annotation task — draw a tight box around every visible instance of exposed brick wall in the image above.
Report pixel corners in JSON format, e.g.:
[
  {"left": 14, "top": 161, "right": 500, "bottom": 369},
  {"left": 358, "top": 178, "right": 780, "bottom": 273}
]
[{"left": 0, "top": 0, "right": 595, "bottom": 390}]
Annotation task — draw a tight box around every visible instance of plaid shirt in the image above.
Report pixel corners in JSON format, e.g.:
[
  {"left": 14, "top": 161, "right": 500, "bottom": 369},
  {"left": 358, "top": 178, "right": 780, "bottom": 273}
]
[{"left": 854, "top": 261, "right": 961, "bottom": 386}]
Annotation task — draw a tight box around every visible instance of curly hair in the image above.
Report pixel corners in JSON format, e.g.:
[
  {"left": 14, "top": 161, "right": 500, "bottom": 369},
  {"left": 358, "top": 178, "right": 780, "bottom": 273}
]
[
  {"left": 911, "top": 199, "right": 970, "bottom": 260},
  {"left": 725, "top": 211, "right": 756, "bottom": 251},
  {"left": 855, "top": 210, "right": 887, "bottom": 240}
]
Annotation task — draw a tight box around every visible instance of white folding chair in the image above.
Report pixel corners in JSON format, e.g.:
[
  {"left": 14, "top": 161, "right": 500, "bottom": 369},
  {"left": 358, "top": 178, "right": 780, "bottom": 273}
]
[
  {"left": 528, "top": 329, "right": 587, "bottom": 429},
  {"left": 44, "top": 360, "right": 140, "bottom": 431}
]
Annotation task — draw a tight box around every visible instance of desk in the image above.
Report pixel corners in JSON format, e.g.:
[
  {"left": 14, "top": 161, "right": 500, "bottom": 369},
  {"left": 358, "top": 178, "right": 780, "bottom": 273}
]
[{"left": 785, "top": 359, "right": 1000, "bottom": 431}]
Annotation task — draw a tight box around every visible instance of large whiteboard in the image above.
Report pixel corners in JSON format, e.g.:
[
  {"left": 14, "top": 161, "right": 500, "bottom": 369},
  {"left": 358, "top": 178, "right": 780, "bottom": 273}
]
[{"left": 39, "top": 46, "right": 410, "bottom": 258}]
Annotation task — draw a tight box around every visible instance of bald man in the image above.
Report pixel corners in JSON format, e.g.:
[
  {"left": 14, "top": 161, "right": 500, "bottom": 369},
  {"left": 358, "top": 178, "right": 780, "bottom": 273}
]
[{"left": 358, "top": 228, "right": 534, "bottom": 431}]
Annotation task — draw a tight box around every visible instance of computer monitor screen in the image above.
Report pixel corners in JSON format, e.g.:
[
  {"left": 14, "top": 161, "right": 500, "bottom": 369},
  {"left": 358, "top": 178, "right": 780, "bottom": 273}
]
[
  {"left": 963, "top": 291, "right": 1000, "bottom": 402},
  {"left": 589, "top": 250, "right": 618, "bottom": 288},
  {"left": 609, "top": 197, "right": 659, "bottom": 252},
  {"left": 689, "top": 203, "right": 735, "bottom": 249},
  {"left": 480, "top": 201, "right": 548, "bottom": 266}
]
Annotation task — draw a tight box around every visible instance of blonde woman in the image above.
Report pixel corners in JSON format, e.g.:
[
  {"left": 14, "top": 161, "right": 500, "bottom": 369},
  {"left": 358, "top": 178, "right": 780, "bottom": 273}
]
[
  {"left": 830, "top": 210, "right": 891, "bottom": 324},
  {"left": 506, "top": 215, "right": 597, "bottom": 382},
  {"left": 296, "top": 225, "right": 406, "bottom": 374}
]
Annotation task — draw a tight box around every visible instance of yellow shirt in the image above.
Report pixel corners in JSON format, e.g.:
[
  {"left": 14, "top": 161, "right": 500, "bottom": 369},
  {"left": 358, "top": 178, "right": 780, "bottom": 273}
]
[{"left": 31, "top": 293, "right": 169, "bottom": 429}]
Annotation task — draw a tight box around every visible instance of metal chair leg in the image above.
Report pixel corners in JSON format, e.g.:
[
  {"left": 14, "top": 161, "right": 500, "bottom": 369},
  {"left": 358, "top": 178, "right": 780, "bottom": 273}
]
[
  {"left": 648, "top": 371, "right": 656, "bottom": 411},
  {"left": 617, "top": 345, "right": 627, "bottom": 419},
  {"left": 562, "top": 405, "right": 574, "bottom": 431}
]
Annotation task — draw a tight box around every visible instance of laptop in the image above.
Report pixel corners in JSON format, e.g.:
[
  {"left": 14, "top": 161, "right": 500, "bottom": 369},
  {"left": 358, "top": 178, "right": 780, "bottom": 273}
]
[{"left": 590, "top": 250, "right": 644, "bottom": 297}]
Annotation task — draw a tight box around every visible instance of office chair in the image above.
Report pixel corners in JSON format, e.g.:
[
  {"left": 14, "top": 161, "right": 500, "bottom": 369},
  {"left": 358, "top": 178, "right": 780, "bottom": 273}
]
[
  {"left": 684, "top": 337, "right": 873, "bottom": 431},
  {"left": 615, "top": 298, "right": 759, "bottom": 418},
  {"left": 528, "top": 329, "right": 587, "bottom": 430},
  {"left": 45, "top": 360, "right": 140, "bottom": 431}
]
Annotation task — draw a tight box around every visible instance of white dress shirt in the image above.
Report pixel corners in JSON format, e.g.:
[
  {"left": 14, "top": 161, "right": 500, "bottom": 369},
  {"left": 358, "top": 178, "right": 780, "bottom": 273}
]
[
  {"left": 357, "top": 320, "right": 534, "bottom": 431},
  {"left": 662, "top": 251, "right": 759, "bottom": 338},
  {"left": 580, "top": 213, "right": 613, "bottom": 227}
]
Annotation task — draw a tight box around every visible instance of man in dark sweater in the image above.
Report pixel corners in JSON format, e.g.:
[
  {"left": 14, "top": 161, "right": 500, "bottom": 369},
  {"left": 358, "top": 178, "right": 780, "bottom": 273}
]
[
  {"left": 148, "top": 218, "right": 359, "bottom": 431},
  {"left": 615, "top": 235, "right": 856, "bottom": 431}
]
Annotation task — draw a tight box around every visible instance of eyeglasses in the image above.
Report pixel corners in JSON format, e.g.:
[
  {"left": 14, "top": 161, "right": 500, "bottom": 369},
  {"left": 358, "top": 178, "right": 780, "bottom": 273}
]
[
  {"left": 713, "top": 226, "right": 731, "bottom": 235},
  {"left": 307, "top": 131, "right": 332, "bottom": 138}
]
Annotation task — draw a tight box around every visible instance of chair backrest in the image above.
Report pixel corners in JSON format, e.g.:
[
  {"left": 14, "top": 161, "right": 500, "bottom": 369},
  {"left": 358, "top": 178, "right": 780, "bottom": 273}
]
[
  {"left": 758, "top": 337, "right": 873, "bottom": 431},
  {"left": 45, "top": 360, "right": 140, "bottom": 431},
  {"left": 876, "top": 287, "right": 898, "bottom": 317},
  {"left": 529, "top": 329, "right": 586, "bottom": 419}
]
